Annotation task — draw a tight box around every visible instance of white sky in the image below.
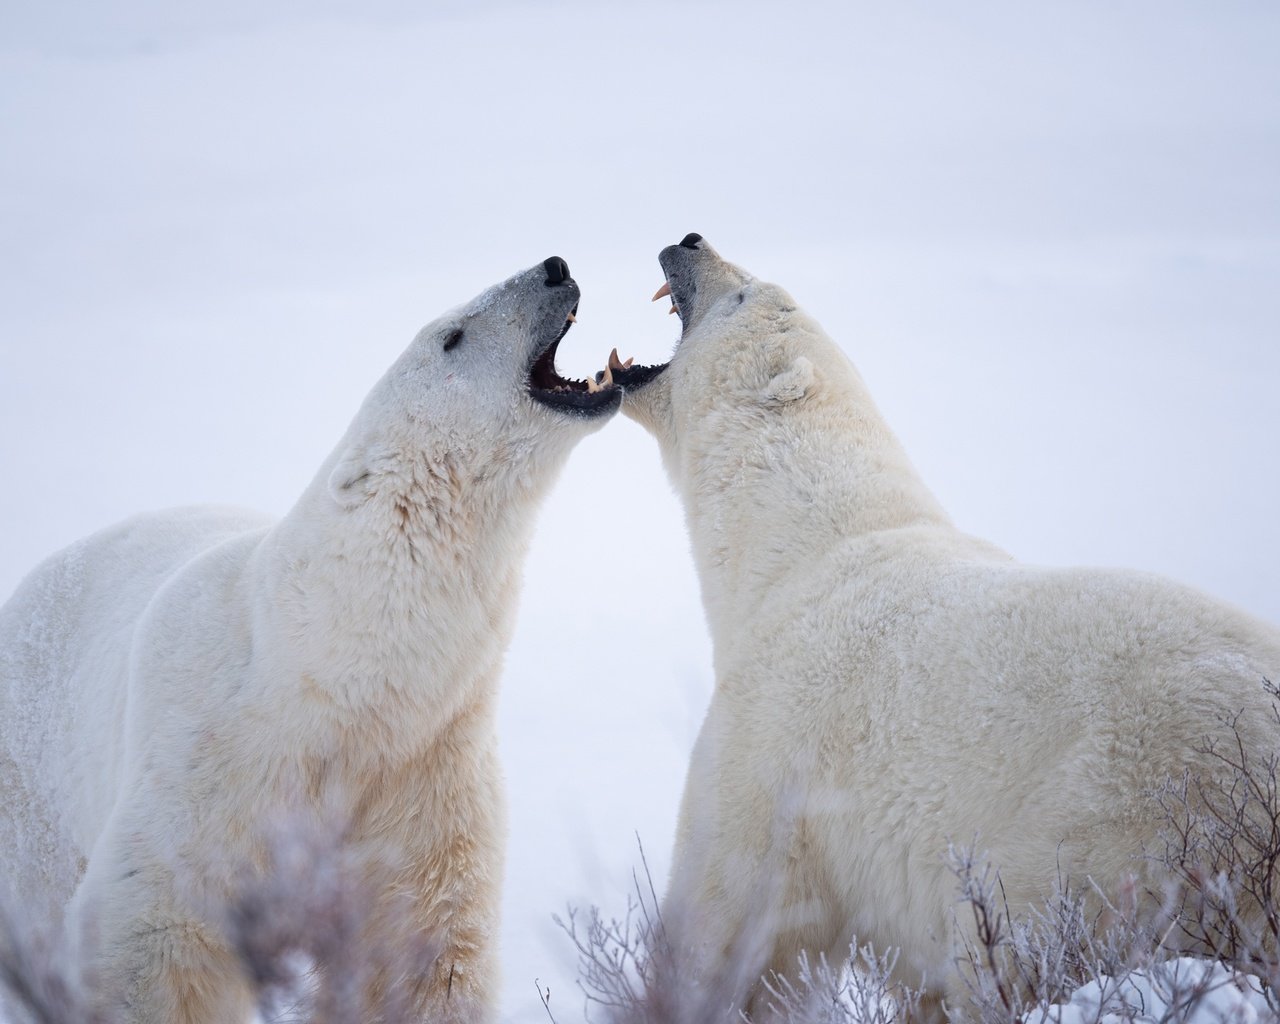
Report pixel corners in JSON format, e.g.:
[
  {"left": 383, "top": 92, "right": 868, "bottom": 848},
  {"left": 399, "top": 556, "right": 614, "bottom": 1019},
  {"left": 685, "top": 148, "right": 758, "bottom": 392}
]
[{"left": 2, "top": 2, "right": 1278, "bottom": 1021}]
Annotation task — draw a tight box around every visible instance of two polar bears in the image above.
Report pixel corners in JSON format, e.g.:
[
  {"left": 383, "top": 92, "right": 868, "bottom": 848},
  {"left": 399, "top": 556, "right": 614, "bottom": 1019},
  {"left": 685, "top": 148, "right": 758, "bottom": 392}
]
[
  {"left": 0, "top": 256, "right": 620, "bottom": 1022},
  {"left": 2, "top": 237, "right": 1277, "bottom": 1022},
  {"left": 615, "top": 235, "right": 1280, "bottom": 1018}
]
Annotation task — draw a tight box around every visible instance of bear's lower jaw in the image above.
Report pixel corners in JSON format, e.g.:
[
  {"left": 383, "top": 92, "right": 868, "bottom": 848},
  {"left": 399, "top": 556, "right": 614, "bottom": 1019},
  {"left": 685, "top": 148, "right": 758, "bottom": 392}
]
[
  {"left": 589, "top": 346, "right": 669, "bottom": 396},
  {"left": 528, "top": 383, "right": 622, "bottom": 417},
  {"left": 525, "top": 302, "right": 622, "bottom": 418},
  {"left": 608, "top": 360, "right": 669, "bottom": 392}
]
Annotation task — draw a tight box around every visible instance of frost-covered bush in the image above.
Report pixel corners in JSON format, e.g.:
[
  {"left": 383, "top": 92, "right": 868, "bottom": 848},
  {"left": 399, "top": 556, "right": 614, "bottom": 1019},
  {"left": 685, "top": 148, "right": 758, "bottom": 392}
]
[
  {"left": 945, "top": 842, "right": 1277, "bottom": 1024},
  {"left": 551, "top": 843, "right": 922, "bottom": 1024},
  {"left": 222, "top": 811, "right": 437, "bottom": 1024},
  {"left": 554, "top": 844, "right": 1277, "bottom": 1024}
]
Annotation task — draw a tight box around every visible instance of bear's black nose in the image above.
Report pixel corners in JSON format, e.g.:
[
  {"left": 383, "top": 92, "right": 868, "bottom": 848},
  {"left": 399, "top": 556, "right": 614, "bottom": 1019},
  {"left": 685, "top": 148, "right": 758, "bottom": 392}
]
[
  {"left": 543, "top": 256, "right": 570, "bottom": 285},
  {"left": 679, "top": 233, "right": 703, "bottom": 250}
]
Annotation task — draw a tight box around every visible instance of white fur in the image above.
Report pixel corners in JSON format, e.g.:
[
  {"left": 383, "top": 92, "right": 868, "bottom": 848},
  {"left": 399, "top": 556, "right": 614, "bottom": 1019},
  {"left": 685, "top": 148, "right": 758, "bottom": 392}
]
[
  {"left": 621, "top": 241, "right": 1280, "bottom": 1018},
  {"left": 0, "top": 261, "right": 612, "bottom": 1022}
]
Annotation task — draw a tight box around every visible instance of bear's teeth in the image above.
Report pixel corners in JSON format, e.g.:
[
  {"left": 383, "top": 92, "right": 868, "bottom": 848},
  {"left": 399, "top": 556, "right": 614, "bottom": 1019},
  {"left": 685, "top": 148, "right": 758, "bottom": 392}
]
[
  {"left": 591, "top": 362, "right": 618, "bottom": 389},
  {"left": 652, "top": 282, "right": 671, "bottom": 302},
  {"left": 669, "top": 305, "right": 677, "bottom": 315},
  {"left": 586, "top": 366, "right": 613, "bottom": 394},
  {"left": 607, "top": 348, "right": 634, "bottom": 372},
  {"left": 566, "top": 312, "right": 576, "bottom": 323}
]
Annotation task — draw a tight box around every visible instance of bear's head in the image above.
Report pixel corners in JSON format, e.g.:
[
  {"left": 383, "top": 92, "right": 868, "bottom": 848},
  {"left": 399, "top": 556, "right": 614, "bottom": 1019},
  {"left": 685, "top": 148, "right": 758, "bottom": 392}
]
[
  {"left": 323, "top": 256, "right": 620, "bottom": 531},
  {"left": 610, "top": 235, "right": 828, "bottom": 472}
]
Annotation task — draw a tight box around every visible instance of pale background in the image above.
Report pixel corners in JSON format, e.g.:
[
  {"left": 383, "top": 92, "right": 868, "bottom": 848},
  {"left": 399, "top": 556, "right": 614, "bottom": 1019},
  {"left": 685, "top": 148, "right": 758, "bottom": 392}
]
[{"left": 1, "top": 2, "right": 1277, "bottom": 1021}]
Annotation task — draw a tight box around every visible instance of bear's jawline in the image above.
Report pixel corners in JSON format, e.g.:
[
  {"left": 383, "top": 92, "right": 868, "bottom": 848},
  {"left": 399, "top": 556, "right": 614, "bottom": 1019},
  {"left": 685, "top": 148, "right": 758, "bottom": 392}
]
[
  {"left": 610, "top": 362, "right": 669, "bottom": 390},
  {"left": 526, "top": 306, "right": 621, "bottom": 416}
]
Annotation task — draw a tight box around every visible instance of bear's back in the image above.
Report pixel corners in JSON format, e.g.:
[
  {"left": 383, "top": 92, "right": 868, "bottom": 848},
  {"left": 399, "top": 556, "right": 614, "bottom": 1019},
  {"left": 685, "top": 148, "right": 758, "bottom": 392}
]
[{"left": 0, "top": 505, "right": 272, "bottom": 912}]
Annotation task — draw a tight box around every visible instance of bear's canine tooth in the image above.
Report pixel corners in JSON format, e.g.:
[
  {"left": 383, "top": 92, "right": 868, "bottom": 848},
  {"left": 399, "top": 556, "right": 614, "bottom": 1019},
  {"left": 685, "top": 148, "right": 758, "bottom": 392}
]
[
  {"left": 652, "top": 282, "right": 671, "bottom": 302},
  {"left": 669, "top": 304, "right": 677, "bottom": 315},
  {"left": 566, "top": 312, "right": 576, "bottom": 323},
  {"left": 607, "top": 349, "right": 636, "bottom": 373}
]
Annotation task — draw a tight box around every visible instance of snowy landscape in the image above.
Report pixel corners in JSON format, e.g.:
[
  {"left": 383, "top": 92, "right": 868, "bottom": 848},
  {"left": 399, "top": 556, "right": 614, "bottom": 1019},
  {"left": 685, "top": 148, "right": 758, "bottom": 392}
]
[{"left": 2, "top": 1, "right": 1279, "bottom": 1021}]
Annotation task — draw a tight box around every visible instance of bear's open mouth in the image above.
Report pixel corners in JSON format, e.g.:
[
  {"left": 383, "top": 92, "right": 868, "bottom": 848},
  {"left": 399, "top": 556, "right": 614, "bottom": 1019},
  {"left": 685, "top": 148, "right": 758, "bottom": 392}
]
[
  {"left": 527, "top": 304, "right": 623, "bottom": 416},
  {"left": 597, "top": 279, "right": 676, "bottom": 393}
]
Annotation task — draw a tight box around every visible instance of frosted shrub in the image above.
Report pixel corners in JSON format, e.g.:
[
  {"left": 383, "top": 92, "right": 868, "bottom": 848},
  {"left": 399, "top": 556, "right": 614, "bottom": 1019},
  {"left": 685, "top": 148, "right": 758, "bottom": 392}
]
[
  {"left": 222, "top": 810, "right": 436, "bottom": 1024},
  {"left": 551, "top": 842, "right": 920, "bottom": 1024}
]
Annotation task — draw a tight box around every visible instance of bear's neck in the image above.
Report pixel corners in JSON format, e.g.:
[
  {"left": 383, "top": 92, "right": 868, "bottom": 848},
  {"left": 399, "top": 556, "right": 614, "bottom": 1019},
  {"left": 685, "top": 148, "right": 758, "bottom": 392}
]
[
  {"left": 672, "top": 367, "right": 951, "bottom": 639},
  {"left": 245, "top": 445, "right": 547, "bottom": 757}
]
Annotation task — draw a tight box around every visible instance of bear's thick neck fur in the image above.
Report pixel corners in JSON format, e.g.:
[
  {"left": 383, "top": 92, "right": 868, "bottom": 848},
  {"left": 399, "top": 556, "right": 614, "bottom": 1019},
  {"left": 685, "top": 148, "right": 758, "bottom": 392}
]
[
  {"left": 243, "top": 422, "right": 558, "bottom": 761},
  {"left": 636, "top": 284, "right": 953, "bottom": 642}
]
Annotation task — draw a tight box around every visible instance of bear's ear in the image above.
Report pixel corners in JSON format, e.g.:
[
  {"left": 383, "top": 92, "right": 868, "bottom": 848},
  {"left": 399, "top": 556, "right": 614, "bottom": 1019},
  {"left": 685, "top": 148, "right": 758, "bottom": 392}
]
[
  {"left": 328, "top": 448, "right": 375, "bottom": 508},
  {"left": 761, "top": 356, "right": 815, "bottom": 405}
]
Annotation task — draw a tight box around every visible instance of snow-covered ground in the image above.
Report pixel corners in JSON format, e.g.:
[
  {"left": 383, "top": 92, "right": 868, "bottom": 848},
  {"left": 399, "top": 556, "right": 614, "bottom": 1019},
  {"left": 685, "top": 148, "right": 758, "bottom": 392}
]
[
  {"left": 1025, "top": 959, "right": 1273, "bottom": 1024},
  {"left": 1, "top": 2, "right": 1278, "bottom": 1022}
]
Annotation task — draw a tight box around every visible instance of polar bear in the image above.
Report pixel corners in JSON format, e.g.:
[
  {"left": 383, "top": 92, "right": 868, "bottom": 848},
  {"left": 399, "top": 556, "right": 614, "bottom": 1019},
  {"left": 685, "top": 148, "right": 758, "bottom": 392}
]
[
  {"left": 610, "top": 234, "right": 1280, "bottom": 1019},
  {"left": 0, "top": 256, "right": 620, "bottom": 1023}
]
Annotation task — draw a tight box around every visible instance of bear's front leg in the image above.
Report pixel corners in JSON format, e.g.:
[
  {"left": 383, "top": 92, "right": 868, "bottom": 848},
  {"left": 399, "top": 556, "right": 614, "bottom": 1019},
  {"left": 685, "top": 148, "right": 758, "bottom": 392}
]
[
  {"left": 68, "top": 852, "right": 254, "bottom": 1024},
  {"left": 356, "top": 725, "right": 505, "bottom": 1024},
  {"left": 661, "top": 719, "right": 848, "bottom": 1024},
  {"left": 353, "top": 866, "right": 498, "bottom": 1024},
  {"left": 122, "top": 919, "right": 254, "bottom": 1024}
]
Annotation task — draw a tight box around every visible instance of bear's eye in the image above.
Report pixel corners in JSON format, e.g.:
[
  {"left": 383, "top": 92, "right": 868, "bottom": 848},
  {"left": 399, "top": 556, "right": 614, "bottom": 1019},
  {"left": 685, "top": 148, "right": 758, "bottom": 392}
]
[{"left": 443, "top": 328, "right": 465, "bottom": 352}]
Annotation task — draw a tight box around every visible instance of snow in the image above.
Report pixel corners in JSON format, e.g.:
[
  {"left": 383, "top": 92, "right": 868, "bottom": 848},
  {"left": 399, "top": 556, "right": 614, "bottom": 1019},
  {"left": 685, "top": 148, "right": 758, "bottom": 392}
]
[
  {"left": 1, "top": 2, "right": 1278, "bottom": 1022},
  {"left": 1026, "top": 960, "right": 1273, "bottom": 1024}
]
